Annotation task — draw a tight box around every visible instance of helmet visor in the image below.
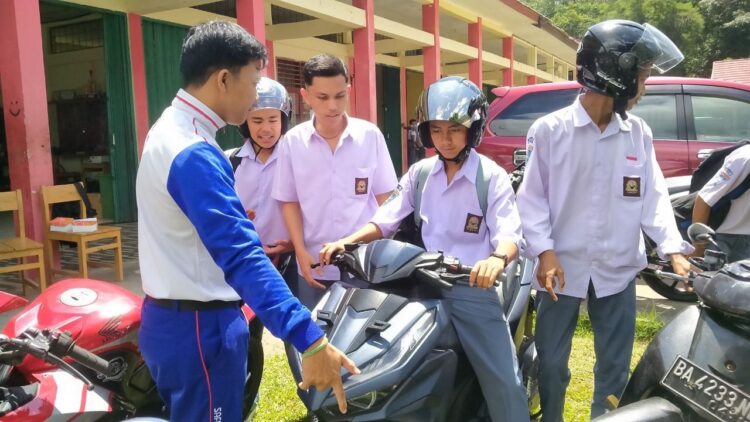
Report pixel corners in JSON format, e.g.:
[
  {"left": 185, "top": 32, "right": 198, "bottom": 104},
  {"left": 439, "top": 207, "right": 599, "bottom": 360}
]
[
  {"left": 634, "top": 24, "right": 684, "bottom": 74},
  {"left": 418, "top": 78, "right": 485, "bottom": 128}
]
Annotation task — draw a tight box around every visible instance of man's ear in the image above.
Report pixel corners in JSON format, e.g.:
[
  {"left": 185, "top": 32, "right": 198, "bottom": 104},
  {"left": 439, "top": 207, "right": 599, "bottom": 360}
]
[
  {"left": 300, "top": 87, "right": 310, "bottom": 105},
  {"left": 216, "top": 68, "right": 231, "bottom": 93}
]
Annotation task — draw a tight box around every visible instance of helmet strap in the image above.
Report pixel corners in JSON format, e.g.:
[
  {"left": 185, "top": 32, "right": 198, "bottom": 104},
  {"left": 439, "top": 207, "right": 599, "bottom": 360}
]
[
  {"left": 250, "top": 138, "right": 277, "bottom": 158},
  {"left": 613, "top": 97, "right": 629, "bottom": 121},
  {"left": 437, "top": 145, "right": 471, "bottom": 165}
]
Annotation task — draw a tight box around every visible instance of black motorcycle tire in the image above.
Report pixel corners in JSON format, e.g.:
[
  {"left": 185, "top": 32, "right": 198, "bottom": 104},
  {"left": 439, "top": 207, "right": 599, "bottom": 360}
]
[
  {"left": 243, "top": 317, "right": 265, "bottom": 421},
  {"left": 640, "top": 270, "right": 698, "bottom": 302}
]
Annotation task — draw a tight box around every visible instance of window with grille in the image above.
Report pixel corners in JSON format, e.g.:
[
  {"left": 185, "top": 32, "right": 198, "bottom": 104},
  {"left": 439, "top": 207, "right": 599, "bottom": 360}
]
[
  {"left": 50, "top": 19, "right": 103, "bottom": 54},
  {"left": 277, "top": 59, "right": 310, "bottom": 125}
]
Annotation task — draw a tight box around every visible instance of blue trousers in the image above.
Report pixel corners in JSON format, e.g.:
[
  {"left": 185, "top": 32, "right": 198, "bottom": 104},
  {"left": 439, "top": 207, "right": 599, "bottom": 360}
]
[
  {"left": 535, "top": 280, "right": 636, "bottom": 422},
  {"left": 444, "top": 284, "right": 530, "bottom": 422},
  {"left": 139, "top": 299, "right": 249, "bottom": 422}
]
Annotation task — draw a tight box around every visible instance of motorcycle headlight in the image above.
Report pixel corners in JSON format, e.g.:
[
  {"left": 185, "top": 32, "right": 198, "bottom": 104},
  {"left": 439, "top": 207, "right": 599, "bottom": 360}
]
[{"left": 360, "top": 309, "right": 435, "bottom": 375}]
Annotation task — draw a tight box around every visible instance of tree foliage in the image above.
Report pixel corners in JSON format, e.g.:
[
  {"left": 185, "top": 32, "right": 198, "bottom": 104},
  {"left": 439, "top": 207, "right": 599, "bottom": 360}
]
[{"left": 524, "top": 0, "right": 750, "bottom": 76}]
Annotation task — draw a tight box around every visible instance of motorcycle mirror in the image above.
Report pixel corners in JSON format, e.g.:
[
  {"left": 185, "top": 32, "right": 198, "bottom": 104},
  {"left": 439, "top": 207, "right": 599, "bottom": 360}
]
[{"left": 687, "top": 223, "right": 715, "bottom": 244}]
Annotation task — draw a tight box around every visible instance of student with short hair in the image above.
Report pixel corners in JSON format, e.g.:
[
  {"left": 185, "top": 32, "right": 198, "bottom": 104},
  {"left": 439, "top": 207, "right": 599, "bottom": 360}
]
[{"left": 272, "top": 53, "right": 398, "bottom": 309}]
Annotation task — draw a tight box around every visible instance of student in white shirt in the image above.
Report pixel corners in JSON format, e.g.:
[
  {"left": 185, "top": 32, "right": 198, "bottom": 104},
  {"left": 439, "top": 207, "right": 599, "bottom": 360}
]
[
  {"left": 320, "top": 77, "right": 530, "bottom": 422},
  {"left": 693, "top": 144, "right": 750, "bottom": 261},
  {"left": 516, "top": 20, "right": 693, "bottom": 421}
]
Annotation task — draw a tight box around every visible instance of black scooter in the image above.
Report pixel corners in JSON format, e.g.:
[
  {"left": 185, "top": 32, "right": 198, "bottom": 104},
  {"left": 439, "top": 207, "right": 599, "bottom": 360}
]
[
  {"left": 286, "top": 239, "right": 541, "bottom": 421},
  {"left": 595, "top": 223, "right": 750, "bottom": 422}
]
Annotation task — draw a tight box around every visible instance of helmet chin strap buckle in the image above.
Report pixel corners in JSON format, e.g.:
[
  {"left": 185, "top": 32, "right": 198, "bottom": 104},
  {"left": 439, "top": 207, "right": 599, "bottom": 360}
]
[{"left": 614, "top": 97, "right": 629, "bottom": 121}]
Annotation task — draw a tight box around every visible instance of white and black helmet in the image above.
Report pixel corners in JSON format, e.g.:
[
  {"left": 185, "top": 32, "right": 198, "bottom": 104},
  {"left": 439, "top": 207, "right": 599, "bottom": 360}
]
[{"left": 238, "top": 77, "right": 292, "bottom": 139}]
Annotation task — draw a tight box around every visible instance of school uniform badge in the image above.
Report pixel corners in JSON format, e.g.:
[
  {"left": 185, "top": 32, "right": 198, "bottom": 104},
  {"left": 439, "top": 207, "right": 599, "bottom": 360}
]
[
  {"left": 464, "top": 213, "right": 483, "bottom": 234},
  {"left": 355, "top": 178, "right": 369, "bottom": 195},
  {"left": 623, "top": 176, "right": 641, "bottom": 197}
]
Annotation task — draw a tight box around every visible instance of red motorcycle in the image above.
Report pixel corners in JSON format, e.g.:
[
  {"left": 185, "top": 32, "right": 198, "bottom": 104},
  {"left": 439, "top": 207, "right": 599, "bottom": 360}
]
[{"left": 0, "top": 278, "right": 263, "bottom": 421}]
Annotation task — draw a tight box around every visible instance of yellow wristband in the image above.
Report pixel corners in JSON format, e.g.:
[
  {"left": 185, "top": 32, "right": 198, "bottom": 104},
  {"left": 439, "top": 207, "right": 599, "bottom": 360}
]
[{"left": 302, "top": 337, "right": 329, "bottom": 359}]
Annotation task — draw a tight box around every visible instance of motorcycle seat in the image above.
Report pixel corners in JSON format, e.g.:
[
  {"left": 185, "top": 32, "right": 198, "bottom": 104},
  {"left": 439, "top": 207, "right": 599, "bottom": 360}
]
[{"left": 694, "top": 260, "right": 750, "bottom": 320}]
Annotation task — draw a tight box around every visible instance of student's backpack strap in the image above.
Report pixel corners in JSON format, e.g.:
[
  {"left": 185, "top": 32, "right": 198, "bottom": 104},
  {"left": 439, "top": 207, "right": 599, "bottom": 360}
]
[
  {"left": 228, "top": 147, "right": 243, "bottom": 173},
  {"left": 413, "top": 156, "right": 438, "bottom": 228},
  {"left": 475, "top": 155, "right": 493, "bottom": 218}
]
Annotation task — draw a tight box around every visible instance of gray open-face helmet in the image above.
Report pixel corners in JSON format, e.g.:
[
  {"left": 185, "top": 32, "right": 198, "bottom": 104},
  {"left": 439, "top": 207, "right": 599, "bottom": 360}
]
[
  {"left": 577, "top": 20, "right": 683, "bottom": 117},
  {"left": 238, "top": 76, "right": 292, "bottom": 139},
  {"left": 416, "top": 76, "right": 488, "bottom": 162}
]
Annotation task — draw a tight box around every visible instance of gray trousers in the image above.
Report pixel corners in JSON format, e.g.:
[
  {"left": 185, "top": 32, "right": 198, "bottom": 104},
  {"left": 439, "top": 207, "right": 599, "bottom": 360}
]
[
  {"left": 715, "top": 233, "right": 750, "bottom": 263},
  {"left": 444, "top": 284, "right": 530, "bottom": 422},
  {"left": 535, "top": 280, "right": 636, "bottom": 422}
]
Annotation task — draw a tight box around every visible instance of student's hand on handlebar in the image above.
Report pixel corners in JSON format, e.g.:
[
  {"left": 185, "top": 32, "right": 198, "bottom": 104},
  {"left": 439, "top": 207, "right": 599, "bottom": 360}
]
[
  {"left": 298, "top": 251, "right": 326, "bottom": 290},
  {"left": 669, "top": 253, "right": 694, "bottom": 292},
  {"left": 319, "top": 240, "right": 346, "bottom": 267},
  {"left": 470, "top": 256, "right": 506, "bottom": 289},
  {"left": 538, "top": 250, "right": 565, "bottom": 302},
  {"left": 299, "top": 337, "right": 361, "bottom": 414}
]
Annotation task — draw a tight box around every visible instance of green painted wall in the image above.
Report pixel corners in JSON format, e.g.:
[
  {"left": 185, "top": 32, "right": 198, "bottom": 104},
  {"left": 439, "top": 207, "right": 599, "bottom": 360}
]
[{"left": 142, "top": 19, "right": 243, "bottom": 150}]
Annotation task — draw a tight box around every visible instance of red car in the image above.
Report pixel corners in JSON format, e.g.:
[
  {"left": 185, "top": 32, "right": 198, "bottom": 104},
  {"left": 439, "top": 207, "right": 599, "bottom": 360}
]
[{"left": 478, "top": 77, "right": 750, "bottom": 177}]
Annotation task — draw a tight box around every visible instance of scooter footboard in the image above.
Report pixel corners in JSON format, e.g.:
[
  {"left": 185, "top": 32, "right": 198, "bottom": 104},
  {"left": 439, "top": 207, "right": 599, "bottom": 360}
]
[{"left": 592, "top": 396, "right": 684, "bottom": 422}]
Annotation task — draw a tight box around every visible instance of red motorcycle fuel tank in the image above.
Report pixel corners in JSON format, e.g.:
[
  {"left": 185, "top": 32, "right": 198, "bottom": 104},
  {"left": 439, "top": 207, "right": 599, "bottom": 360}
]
[{"left": 2, "top": 278, "right": 143, "bottom": 375}]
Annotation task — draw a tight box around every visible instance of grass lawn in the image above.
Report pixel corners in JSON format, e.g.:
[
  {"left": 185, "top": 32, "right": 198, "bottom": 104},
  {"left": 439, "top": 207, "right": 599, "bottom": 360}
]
[{"left": 254, "top": 310, "right": 663, "bottom": 422}]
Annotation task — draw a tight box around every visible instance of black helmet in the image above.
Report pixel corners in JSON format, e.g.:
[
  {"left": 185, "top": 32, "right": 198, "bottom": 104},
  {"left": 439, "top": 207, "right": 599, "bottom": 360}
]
[
  {"left": 577, "top": 20, "right": 683, "bottom": 101},
  {"left": 416, "top": 77, "right": 488, "bottom": 163},
  {"left": 238, "top": 77, "right": 292, "bottom": 141}
]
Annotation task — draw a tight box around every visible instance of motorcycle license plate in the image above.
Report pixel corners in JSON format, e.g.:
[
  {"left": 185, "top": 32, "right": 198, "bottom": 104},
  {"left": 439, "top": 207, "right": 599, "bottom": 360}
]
[{"left": 661, "top": 356, "right": 750, "bottom": 422}]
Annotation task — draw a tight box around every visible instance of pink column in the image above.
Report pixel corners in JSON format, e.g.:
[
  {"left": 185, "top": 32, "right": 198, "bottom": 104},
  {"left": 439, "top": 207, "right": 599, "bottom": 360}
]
[
  {"left": 347, "top": 57, "right": 357, "bottom": 116},
  {"left": 265, "top": 39, "right": 276, "bottom": 78},
  {"left": 352, "top": 0, "right": 376, "bottom": 123},
  {"left": 0, "top": 0, "right": 53, "bottom": 241},
  {"left": 422, "top": 0, "right": 440, "bottom": 88},
  {"left": 527, "top": 75, "right": 538, "bottom": 85},
  {"left": 468, "top": 18, "right": 482, "bottom": 87},
  {"left": 400, "top": 65, "right": 408, "bottom": 173},
  {"left": 128, "top": 14, "right": 149, "bottom": 157},
  {"left": 237, "top": 0, "right": 272, "bottom": 76},
  {"left": 502, "top": 37, "right": 514, "bottom": 87}
]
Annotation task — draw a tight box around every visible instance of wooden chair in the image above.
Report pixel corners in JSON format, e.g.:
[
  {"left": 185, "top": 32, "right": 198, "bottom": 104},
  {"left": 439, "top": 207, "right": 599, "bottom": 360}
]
[
  {"left": 41, "top": 184, "right": 123, "bottom": 282},
  {"left": 0, "top": 190, "right": 46, "bottom": 294}
]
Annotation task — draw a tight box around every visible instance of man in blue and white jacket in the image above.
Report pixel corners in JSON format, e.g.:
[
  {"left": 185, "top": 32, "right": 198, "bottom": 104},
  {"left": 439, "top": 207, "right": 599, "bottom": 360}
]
[{"left": 136, "top": 21, "right": 357, "bottom": 421}]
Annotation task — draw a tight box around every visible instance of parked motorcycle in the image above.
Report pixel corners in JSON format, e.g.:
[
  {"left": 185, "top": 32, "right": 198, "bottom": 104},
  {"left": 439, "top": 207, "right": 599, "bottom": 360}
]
[
  {"left": 286, "top": 239, "right": 541, "bottom": 421},
  {"left": 0, "top": 278, "right": 262, "bottom": 421},
  {"left": 595, "top": 223, "right": 750, "bottom": 422}
]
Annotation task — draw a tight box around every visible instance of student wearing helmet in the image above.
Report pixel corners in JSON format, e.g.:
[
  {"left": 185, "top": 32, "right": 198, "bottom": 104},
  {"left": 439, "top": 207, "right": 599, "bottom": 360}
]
[
  {"left": 233, "top": 77, "right": 295, "bottom": 274},
  {"left": 516, "top": 20, "right": 694, "bottom": 420},
  {"left": 320, "top": 76, "right": 530, "bottom": 422}
]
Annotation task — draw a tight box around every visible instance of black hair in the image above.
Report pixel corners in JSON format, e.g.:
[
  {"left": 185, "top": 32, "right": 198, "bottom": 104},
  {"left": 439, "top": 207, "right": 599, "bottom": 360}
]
[
  {"left": 180, "top": 21, "right": 267, "bottom": 88},
  {"left": 409, "top": 119, "right": 417, "bottom": 124},
  {"left": 302, "top": 54, "right": 349, "bottom": 86}
]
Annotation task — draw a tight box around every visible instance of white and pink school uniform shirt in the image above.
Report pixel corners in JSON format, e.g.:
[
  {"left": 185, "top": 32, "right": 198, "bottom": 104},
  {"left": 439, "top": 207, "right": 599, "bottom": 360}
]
[
  {"left": 272, "top": 116, "right": 398, "bottom": 280},
  {"left": 517, "top": 96, "right": 693, "bottom": 299},
  {"left": 371, "top": 149, "right": 523, "bottom": 266},
  {"left": 234, "top": 142, "right": 289, "bottom": 246}
]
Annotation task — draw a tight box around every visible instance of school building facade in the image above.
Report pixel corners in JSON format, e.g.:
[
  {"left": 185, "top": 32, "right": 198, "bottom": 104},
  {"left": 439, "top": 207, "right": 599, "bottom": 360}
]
[{"left": 0, "top": 0, "right": 577, "bottom": 241}]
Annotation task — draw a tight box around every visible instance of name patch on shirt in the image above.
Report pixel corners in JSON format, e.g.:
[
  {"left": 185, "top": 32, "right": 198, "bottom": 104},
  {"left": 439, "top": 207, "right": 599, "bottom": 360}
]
[
  {"left": 464, "top": 213, "right": 483, "bottom": 234},
  {"left": 355, "top": 177, "right": 369, "bottom": 195},
  {"left": 623, "top": 176, "right": 641, "bottom": 197}
]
